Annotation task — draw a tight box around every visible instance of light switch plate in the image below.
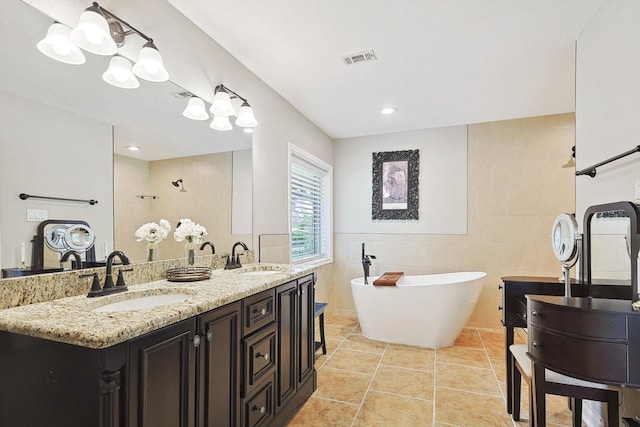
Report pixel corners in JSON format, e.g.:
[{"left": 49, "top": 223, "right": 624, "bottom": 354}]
[
  {"left": 27, "top": 209, "right": 48, "bottom": 222},
  {"left": 635, "top": 180, "right": 640, "bottom": 203}
]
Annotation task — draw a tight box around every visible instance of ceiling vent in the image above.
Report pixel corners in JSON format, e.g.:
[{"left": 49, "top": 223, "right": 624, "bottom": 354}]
[
  {"left": 342, "top": 49, "right": 377, "bottom": 66},
  {"left": 172, "top": 91, "right": 193, "bottom": 99}
]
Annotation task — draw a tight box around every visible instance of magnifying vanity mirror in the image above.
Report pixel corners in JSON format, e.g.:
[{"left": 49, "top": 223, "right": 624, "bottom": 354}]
[
  {"left": 551, "top": 213, "right": 579, "bottom": 297},
  {"left": 581, "top": 201, "right": 640, "bottom": 302},
  {"left": 0, "top": 0, "right": 253, "bottom": 275}
]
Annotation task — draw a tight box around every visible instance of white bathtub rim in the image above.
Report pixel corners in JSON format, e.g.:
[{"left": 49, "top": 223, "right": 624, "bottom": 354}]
[{"left": 351, "top": 271, "right": 486, "bottom": 286}]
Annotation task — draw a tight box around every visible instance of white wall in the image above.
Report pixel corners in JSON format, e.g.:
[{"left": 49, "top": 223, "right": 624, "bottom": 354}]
[
  {"left": 575, "top": 0, "right": 640, "bottom": 422},
  {"left": 0, "top": 91, "right": 114, "bottom": 268},
  {"left": 334, "top": 126, "right": 468, "bottom": 234}
]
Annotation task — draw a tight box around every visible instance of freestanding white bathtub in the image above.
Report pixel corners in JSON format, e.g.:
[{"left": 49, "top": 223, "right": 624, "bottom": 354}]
[{"left": 350, "top": 272, "right": 486, "bottom": 348}]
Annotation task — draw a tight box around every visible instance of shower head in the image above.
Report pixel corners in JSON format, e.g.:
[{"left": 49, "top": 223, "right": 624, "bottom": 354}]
[{"left": 171, "top": 179, "right": 186, "bottom": 192}]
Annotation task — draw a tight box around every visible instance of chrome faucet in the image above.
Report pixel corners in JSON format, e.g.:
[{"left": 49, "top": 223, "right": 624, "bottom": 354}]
[
  {"left": 226, "top": 242, "right": 248, "bottom": 270},
  {"left": 60, "top": 250, "right": 82, "bottom": 270},
  {"left": 361, "top": 243, "right": 376, "bottom": 284},
  {"left": 85, "top": 250, "right": 131, "bottom": 297},
  {"left": 199, "top": 241, "right": 216, "bottom": 254}
]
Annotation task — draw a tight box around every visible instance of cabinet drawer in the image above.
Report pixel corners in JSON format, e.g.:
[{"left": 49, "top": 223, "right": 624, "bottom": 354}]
[
  {"left": 529, "top": 326, "right": 628, "bottom": 384},
  {"left": 242, "top": 376, "right": 275, "bottom": 427},
  {"left": 243, "top": 289, "right": 275, "bottom": 336},
  {"left": 243, "top": 323, "right": 277, "bottom": 396},
  {"left": 529, "top": 299, "right": 626, "bottom": 340}
]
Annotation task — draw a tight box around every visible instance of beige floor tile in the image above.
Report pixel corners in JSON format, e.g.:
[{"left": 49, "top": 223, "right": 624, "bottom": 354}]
[
  {"left": 371, "top": 365, "right": 434, "bottom": 400},
  {"left": 341, "top": 334, "right": 387, "bottom": 354},
  {"left": 350, "top": 324, "right": 363, "bottom": 335},
  {"left": 436, "top": 346, "right": 491, "bottom": 369},
  {"left": 436, "top": 363, "right": 501, "bottom": 396},
  {"left": 325, "top": 314, "right": 359, "bottom": 327},
  {"left": 325, "top": 324, "right": 357, "bottom": 340},
  {"left": 287, "top": 396, "right": 358, "bottom": 426},
  {"left": 381, "top": 346, "right": 435, "bottom": 371},
  {"left": 490, "top": 357, "right": 506, "bottom": 383},
  {"left": 315, "top": 366, "right": 372, "bottom": 405},
  {"left": 453, "top": 328, "right": 483, "bottom": 348},
  {"left": 435, "top": 387, "right": 513, "bottom": 426},
  {"left": 388, "top": 341, "right": 435, "bottom": 353},
  {"left": 324, "top": 348, "right": 382, "bottom": 375},
  {"left": 353, "top": 391, "right": 434, "bottom": 427},
  {"left": 478, "top": 328, "right": 505, "bottom": 359}
]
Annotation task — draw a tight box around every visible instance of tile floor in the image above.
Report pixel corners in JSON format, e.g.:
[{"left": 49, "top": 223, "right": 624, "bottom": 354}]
[{"left": 287, "top": 314, "right": 581, "bottom": 427}]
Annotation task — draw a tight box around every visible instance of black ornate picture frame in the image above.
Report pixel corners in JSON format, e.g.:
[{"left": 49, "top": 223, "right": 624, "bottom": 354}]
[{"left": 371, "top": 149, "right": 419, "bottom": 220}]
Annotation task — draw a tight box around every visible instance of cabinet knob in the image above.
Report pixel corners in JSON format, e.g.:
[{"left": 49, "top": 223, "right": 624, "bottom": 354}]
[
  {"left": 498, "top": 306, "right": 503, "bottom": 311},
  {"left": 531, "top": 310, "right": 538, "bottom": 317},
  {"left": 532, "top": 341, "right": 539, "bottom": 349},
  {"left": 193, "top": 334, "right": 201, "bottom": 348},
  {"left": 256, "top": 352, "right": 269, "bottom": 361},
  {"left": 206, "top": 330, "right": 213, "bottom": 342},
  {"left": 498, "top": 285, "right": 503, "bottom": 290},
  {"left": 261, "top": 308, "right": 267, "bottom": 316},
  {"left": 253, "top": 405, "right": 266, "bottom": 415}
]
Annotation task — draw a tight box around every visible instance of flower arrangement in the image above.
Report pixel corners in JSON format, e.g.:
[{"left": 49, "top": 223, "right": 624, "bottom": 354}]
[
  {"left": 135, "top": 219, "right": 171, "bottom": 261},
  {"left": 174, "top": 218, "right": 207, "bottom": 267},
  {"left": 174, "top": 218, "right": 208, "bottom": 244},
  {"left": 135, "top": 219, "right": 171, "bottom": 243}
]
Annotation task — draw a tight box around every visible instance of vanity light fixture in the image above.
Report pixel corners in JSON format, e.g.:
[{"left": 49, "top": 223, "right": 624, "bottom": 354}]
[
  {"left": 210, "top": 115, "right": 233, "bottom": 132},
  {"left": 181, "top": 84, "right": 258, "bottom": 131},
  {"left": 102, "top": 56, "right": 139, "bottom": 89},
  {"left": 37, "top": 23, "right": 86, "bottom": 65},
  {"left": 182, "top": 96, "right": 209, "bottom": 121},
  {"left": 38, "top": 2, "right": 169, "bottom": 88}
]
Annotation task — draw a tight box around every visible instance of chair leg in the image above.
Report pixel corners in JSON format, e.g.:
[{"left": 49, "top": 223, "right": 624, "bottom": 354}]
[
  {"left": 319, "top": 312, "right": 326, "bottom": 355},
  {"left": 606, "top": 392, "right": 619, "bottom": 427},
  {"left": 511, "top": 357, "right": 522, "bottom": 421},
  {"left": 572, "top": 398, "right": 582, "bottom": 427},
  {"left": 529, "top": 383, "right": 535, "bottom": 427},
  {"left": 532, "top": 362, "right": 546, "bottom": 427}
]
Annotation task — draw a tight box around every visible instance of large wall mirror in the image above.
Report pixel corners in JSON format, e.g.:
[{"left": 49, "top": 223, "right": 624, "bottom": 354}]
[
  {"left": 0, "top": 0, "right": 252, "bottom": 274},
  {"left": 581, "top": 201, "right": 640, "bottom": 301}
]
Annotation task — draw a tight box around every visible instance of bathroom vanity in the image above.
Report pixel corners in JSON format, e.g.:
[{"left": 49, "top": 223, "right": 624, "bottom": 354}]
[{"left": 0, "top": 266, "right": 316, "bottom": 427}]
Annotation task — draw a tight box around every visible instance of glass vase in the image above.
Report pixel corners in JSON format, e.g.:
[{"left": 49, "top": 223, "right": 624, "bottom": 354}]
[
  {"left": 146, "top": 241, "right": 157, "bottom": 262},
  {"left": 185, "top": 240, "right": 196, "bottom": 269}
]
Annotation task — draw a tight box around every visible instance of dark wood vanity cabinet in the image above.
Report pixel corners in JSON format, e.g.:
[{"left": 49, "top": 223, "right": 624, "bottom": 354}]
[
  {"left": 128, "top": 318, "right": 198, "bottom": 427},
  {"left": 275, "top": 275, "right": 315, "bottom": 419},
  {"left": 527, "top": 295, "right": 640, "bottom": 387},
  {"left": 0, "top": 275, "right": 316, "bottom": 427}
]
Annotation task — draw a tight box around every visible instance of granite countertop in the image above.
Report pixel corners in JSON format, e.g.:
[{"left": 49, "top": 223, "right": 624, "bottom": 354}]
[{"left": 0, "top": 263, "right": 315, "bottom": 349}]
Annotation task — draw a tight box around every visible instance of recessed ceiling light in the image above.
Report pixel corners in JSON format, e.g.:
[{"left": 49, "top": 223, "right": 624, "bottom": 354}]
[
  {"left": 381, "top": 107, "right": 397, "bottom": 115},
  {"left": 127, "top": 145, "right": 140, "bottom": 151},
  {"left": 243, "top": 128, "right": 254, "bottom": 134}
]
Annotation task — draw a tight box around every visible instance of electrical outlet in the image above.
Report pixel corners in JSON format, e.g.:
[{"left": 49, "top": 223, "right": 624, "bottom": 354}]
[
  {"left": 635, "top": 180, "right": 640, "bottom": 203},
  {"left": 27, "top": 209, "right": 48, "bottom": 222}
]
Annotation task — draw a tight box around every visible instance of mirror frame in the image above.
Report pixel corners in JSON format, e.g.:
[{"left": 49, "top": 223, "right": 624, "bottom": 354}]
[{"left": 581, "top": 201, "right": 640, "bottom": 301}]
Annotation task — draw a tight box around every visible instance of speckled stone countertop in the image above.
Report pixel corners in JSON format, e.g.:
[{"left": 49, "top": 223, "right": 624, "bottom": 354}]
[{"left": 0, "top": 263, "right": 315, "bottom": 349}]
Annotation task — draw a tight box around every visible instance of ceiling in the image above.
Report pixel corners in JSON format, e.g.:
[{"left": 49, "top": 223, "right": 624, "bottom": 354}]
[{"left": 168, "top": 0, "right": 607, "bottom": 139}]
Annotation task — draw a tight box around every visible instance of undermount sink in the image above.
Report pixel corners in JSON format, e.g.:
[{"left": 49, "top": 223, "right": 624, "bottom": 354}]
[
  {"left": 241, "top": 270, "right": 282, "bottom": 276},
  {"left": 92, "top": 293, "right": 192, "bottom": 312}
]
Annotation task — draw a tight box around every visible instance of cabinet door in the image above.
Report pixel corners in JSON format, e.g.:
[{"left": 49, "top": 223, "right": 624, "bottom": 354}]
[
  {"left": 275, "top": 280, "right": 297, "bottom": 410},
  {"left": 129, "top": 318, "right": 197, "bottom": 427},
  {"left": 297, "top": 276, "right": 315, "bottom": 384},
  {"left": 199, "top": 301, "right": 241, "bottom": 427}
]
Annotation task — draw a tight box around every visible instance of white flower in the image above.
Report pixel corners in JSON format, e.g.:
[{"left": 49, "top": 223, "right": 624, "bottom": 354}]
[
  {"left": 174, "top": 218, "right": 208, "bottom": 244},
  {"left": 135, "top": 219, "right": 171, "bottom": 243}
]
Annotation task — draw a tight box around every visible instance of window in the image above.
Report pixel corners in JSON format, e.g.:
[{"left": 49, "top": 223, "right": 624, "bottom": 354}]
[{"left": 289, "top": 143, "right": 332, "bottom": 266}]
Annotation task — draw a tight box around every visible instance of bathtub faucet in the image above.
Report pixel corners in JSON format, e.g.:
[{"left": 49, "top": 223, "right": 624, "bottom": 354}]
[{"left": 362, "top": 249, "right": 376, "bottom": 285}]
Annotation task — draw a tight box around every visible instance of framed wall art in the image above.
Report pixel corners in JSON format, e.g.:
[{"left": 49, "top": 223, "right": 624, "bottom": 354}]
[{"left": 371, "top": 149, "right": 419, "bottom": 220}]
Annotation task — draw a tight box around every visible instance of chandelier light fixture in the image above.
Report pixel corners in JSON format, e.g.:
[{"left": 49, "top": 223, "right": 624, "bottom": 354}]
[
  {"left": 183, "top": 84, "right": 258, "bottom": 132},
  {"left": 37, "top": 2, "right": 169, "bottom": 89}
]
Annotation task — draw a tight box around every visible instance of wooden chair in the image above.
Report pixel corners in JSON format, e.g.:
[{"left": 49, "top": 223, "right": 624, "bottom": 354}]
[{"left": 509, "top": 344, "right": 620, "bottom": 426}]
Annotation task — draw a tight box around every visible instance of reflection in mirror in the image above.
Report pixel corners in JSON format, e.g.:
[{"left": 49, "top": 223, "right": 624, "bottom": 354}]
[
  {"left": 0, "top": 0, "right": 252, "bottom": 275},
  {"left": 583, "top": 201, "right": 640, "bottom": 302}
]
